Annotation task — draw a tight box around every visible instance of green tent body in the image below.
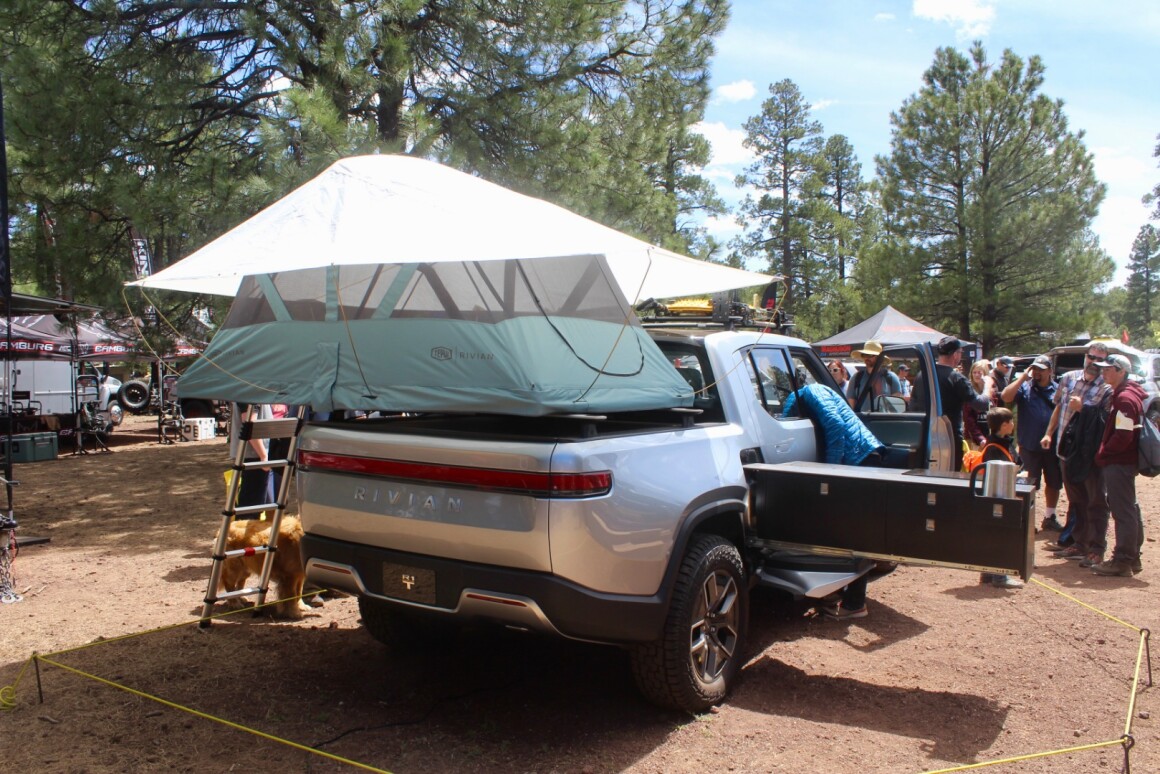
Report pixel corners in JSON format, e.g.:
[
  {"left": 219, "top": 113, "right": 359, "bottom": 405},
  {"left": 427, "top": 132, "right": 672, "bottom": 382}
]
[{"left": 178, "top": 256, "right": 694, "bottom": 415}]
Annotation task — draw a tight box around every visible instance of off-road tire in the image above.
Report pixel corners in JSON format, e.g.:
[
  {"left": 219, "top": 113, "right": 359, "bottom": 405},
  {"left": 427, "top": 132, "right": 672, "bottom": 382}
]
[
  {"left": 631, "top": 534, "right": 748, "bottom": 713},
  {"left": 119, "top": 380, "right": 151, "bottom": 412},
  {"left": 358, "top": 595, "right": 458, "bottom": 652}
]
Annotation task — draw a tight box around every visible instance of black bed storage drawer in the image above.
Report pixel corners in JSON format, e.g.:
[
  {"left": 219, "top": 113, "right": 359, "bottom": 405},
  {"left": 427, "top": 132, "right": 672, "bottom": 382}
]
[{"left": 746, "top": 462, "right": 1035, "bottom": 579}]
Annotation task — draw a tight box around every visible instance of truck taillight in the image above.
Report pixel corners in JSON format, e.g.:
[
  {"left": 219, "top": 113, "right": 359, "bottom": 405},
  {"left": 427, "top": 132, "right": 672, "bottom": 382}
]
[{"left": 297, "top": 451, "right": 611, "bottom": 498}]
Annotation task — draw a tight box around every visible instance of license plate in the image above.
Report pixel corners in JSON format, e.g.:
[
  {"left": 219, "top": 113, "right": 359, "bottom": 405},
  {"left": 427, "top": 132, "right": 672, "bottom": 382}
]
[{"left": 381, "top": 562, "right": 436, "bottom": 605}]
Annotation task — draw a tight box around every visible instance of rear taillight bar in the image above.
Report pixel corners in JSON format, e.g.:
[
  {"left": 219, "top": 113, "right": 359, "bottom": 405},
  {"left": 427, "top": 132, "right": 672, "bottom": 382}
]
[{"left": 297, "top": 451, "right": 611, "bottom": 498}]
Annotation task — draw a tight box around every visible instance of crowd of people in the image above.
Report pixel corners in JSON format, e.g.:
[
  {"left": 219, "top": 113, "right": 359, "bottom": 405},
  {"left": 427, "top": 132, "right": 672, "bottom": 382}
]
[
  {"left": 948, "top": 338, "right": 1146, "bottom": 579},
  {"left": 817, "top": 335, "right": 1148, "bottom": 619}
]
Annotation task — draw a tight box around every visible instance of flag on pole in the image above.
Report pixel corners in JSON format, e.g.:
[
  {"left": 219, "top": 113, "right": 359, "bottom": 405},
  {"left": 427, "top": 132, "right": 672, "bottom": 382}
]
[{"left": 0, "top": 76, "right": 11, "bottom": 308}]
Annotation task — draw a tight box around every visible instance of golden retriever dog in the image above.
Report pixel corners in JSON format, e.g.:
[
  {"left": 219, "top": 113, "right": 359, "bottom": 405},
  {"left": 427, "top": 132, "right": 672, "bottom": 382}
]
[{"left": 219, "top": 515, "right": 310, "bottom": 619}]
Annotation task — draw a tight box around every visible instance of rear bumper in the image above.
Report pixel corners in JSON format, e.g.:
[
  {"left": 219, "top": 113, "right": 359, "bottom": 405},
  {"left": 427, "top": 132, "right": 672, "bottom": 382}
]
[{"left": 302, "top": 532, "right": 669, "bottom": 644}]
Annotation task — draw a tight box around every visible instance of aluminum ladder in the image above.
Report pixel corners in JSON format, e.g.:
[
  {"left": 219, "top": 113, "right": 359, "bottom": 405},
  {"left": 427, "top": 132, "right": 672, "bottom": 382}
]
[{"left": 199, "top": 404, "right": 305, "bottom": 627}]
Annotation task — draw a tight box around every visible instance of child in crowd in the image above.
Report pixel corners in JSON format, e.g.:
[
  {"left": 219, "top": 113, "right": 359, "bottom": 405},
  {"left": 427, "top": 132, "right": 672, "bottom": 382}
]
[{"left": 980, "top": 407, "right": 1024, "bottom": 589}]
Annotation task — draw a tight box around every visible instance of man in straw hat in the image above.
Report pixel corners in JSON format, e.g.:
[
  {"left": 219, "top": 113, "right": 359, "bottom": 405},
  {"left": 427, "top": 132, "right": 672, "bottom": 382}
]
[{"left": 848, "top": 339, "right": 903, "bottom": 412}]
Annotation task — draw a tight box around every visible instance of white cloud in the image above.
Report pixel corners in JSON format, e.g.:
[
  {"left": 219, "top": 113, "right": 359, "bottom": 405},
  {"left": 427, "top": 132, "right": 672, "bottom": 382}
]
[
  {"left": 874, "top": 13, "right": 895, "bottom": 22},
  {"left": 703, "top": 214, "right": 744, "bottom": 242},
  {"left": 912, "top": 0, "right": 995, "bottom": 38},
  {"left": 691, "top": 121, "right": 755, "bottom": 167},
  {"left": 811, "top": 98, "right": 837, "bottom": 112},
  {"left": 1091, "top": 144, "right": 1155, "bottom": 191},
  {"left": 715, "top": 80, "right": 757, "bottom": 103},
  {"left": 1095, "top": 195, "right": 1151, "bottom": 284}
]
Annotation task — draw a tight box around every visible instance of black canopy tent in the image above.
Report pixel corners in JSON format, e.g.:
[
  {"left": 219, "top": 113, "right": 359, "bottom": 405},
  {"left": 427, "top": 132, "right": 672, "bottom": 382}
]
[{"left": 1, "top": 291, "right": 100, "bottom": 317}]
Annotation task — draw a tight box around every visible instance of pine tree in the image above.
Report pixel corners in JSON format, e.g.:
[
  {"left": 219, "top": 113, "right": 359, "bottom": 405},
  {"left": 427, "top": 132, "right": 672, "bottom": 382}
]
[
  {"left": 733, "top": 79, "right": 824, "bottom": 312},
  {"left": 1124, "top": 224, "right": 1160, "bottom": 344},
  {"left": 874, "top": 43, "right": 1110, "bottom": 353}
]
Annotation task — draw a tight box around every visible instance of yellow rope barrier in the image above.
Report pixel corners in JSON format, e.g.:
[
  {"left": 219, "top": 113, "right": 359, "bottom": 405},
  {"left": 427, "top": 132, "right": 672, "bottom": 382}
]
[
  {"left": 33, "top": 655, "right": 392, "bottom": 774},
  {"left": 922, "top": 738, "right": 1129, "bottom": 773},
  {"left": 1029, "top": 576, "right": 1144, "bottom": 632},
  {"left": 1, "top": 590, "right": 399, "bottom": 771},
  {"left": 921, "top": 577, "right": 1150, "bottom": 772}
]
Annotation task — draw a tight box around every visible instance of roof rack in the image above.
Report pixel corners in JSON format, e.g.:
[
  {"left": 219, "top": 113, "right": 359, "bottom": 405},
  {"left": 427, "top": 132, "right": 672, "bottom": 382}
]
[
  {"left": 642, "top": 317, "right": 799, "bottom": 336},
  {"left": 636, "top": 290, "right": 796, "bottom": 335}
]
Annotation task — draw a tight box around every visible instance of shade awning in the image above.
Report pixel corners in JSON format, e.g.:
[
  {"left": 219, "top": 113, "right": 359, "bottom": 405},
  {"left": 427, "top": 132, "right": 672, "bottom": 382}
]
[{"left": 129, "top": 155, "right": 774, "bottom": 302}]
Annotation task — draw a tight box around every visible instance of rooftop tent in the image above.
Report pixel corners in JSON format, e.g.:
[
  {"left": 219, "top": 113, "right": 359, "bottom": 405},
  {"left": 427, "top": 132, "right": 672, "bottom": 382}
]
[
  {"left": 813, "top": 306, "right": 950, "bottom": 359},
  {"left": 176, "top": 256, "right": 696, "bottom": 415},
  {"left": 128, "top": 155, "right": 774, "bottom": 302}
]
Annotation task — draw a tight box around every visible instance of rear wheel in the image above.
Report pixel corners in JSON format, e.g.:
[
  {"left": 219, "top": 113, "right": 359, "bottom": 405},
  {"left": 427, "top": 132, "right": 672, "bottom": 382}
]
[
  {"left": 119, "top": 380, "right": 150, "bottom": 412},
  {"left": 631, "top": 534, "right": 748, "bottom": 713}
]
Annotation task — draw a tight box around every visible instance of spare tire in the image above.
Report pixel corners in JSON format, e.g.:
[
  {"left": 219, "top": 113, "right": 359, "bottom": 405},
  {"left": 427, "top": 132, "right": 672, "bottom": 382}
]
[{"left": 119, "top": 380, "right": 151, "bottom": 412}]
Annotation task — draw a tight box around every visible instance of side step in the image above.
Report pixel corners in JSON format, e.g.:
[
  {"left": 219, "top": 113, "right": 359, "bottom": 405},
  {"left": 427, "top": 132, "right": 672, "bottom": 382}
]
[{"left": 753, "top": 555, "right": 875, "bottom": 599}]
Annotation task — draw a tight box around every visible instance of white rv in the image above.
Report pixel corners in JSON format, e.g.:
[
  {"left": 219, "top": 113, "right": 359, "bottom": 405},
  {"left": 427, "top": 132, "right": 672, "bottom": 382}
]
[{"left": 2, "top": 360, "right": 124, "bottom": 430}]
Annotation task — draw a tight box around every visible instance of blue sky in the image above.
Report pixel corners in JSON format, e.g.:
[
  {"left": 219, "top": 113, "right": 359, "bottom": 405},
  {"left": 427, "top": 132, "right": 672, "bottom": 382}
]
[{"left": 695, "top": 0, "right": 1160, "bottom": 286}]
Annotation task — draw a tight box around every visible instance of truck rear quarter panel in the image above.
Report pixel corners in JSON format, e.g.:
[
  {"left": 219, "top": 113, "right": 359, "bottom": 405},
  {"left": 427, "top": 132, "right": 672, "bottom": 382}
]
[{"left": 547, "top": 421, "right": 751, "bottom": 594}]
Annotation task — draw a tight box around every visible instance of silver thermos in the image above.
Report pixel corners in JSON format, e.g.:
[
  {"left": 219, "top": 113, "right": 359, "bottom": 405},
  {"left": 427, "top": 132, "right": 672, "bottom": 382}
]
[{"left": 969, "top": 459, "right": 1018, "bottom": 499}]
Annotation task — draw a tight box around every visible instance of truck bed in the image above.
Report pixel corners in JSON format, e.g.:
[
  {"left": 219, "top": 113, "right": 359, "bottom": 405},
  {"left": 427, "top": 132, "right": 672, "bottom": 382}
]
[{"left": 311, "top": 408, "right": 714, "bottom": 442}]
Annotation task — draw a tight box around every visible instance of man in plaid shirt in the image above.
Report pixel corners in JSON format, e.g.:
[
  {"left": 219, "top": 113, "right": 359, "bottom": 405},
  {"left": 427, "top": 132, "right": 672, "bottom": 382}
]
[{"left": 1042, "top": 342, "right": 1112, "bottom": 564}]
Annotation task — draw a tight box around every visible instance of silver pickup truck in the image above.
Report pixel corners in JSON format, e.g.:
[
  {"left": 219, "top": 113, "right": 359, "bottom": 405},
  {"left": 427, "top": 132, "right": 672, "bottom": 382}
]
[{"left": 296, "top": 328, "right": 1033, "bottom": 712}]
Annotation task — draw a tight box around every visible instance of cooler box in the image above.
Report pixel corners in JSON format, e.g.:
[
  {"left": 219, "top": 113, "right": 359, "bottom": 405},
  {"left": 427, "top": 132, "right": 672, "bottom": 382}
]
[
  {"left": 1, "top": 432, "right": 59, "bottom": 463},
  {"left": 182, "top": 417, "right": 217, "bottom": 441}
]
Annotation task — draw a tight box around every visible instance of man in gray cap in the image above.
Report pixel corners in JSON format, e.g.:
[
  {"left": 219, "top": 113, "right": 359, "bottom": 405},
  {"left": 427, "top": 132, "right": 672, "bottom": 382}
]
[
  {"left": 1090, "top": 354, "right": 1146, "bottom": 576},
  {"left": 991, "top": 356, "right": 1015, "bottom": 396},
  {"left": 1001, "top": 355, "right": 1062, "bottom": 529}
]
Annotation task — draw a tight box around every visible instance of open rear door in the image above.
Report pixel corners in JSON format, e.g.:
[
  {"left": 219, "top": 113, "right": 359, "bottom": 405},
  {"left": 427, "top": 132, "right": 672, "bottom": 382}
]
[{"left": 751, "top": 341, "right": 1032, "bottom": 579}]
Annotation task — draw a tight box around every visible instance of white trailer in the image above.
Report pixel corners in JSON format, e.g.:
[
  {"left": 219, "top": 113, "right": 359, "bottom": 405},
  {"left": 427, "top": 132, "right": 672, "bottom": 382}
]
[{"left": 2, "top": 360, "right": 124, "bottom": 430}]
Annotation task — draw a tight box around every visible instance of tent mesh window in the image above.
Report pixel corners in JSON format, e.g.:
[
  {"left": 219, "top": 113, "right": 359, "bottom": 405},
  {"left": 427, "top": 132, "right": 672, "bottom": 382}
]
[{"left": 222, "top": 256, "right": 634, "bottom": 328}]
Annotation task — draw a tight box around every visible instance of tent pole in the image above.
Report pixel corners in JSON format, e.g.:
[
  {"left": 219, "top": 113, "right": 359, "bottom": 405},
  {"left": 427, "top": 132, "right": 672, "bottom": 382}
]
[
  {"left": 1, "top": 74, "right": 15, "bottom": 515},
  {"left": 0, "top": 73, "right": 23, "bottom": 604}
]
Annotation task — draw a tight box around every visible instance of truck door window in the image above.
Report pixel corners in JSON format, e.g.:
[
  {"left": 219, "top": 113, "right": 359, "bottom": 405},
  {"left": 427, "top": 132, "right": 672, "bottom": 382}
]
[
  {"left": 789, "top": 353, "right": 826, "bottom": 387},
  {"left": 747, "top": 349, "right": 794, "bottom": 414}
]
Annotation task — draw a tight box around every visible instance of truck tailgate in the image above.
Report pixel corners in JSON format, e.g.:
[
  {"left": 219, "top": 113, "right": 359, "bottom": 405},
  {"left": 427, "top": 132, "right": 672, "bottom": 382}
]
[{"left": 296, "top": 425, "right": 554, "bottom": 572}]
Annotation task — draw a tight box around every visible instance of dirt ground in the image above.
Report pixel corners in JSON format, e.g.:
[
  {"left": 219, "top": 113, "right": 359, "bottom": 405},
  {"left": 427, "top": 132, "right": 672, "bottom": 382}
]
[{"left": 1, "top": 413, "right": 1158, "bottom": 773}]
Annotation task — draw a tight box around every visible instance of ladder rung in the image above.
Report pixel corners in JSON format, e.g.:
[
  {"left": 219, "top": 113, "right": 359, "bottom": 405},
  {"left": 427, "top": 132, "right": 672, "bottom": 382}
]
[
  {"left": 232, "top": 503, "right": 279, "bottom": 517},
  {"left": 237, "top": 459, "right": 292, "bottom": 471},
  {"left": 208, "top": 586, "right": 264, "bottom": 603},
  {"left": 221, "top": 545, "right": 274, "bottom": 560},
  {"left": 240, "top": 418, "right": 301, "bottom": 441}
]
